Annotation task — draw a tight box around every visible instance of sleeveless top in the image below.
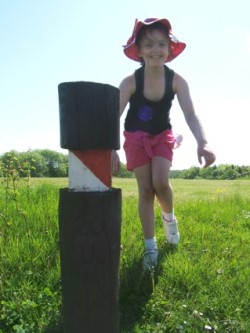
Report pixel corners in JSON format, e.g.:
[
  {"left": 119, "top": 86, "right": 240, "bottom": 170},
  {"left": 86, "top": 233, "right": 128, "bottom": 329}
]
[{"left": 124, "top": 65, "right": 175, "bottom": 135}]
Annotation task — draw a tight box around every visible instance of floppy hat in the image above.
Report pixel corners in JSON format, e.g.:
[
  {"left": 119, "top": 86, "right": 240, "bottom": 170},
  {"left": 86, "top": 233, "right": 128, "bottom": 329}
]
[{"left": 123, "top": 18, "right": 186, "bottom": 62}]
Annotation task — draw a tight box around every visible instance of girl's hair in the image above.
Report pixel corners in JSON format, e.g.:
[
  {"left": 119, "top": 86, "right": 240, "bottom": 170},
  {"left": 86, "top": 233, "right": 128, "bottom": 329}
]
[
  {"left": 135, "top": 22, "right": 171, "bottom": 64},
  {"left": 135, "top": 22, "right": 170, "bottom": 47}
]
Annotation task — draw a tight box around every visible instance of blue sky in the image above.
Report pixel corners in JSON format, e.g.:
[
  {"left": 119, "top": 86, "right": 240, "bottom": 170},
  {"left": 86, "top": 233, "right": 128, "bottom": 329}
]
[{"left": 1, "top": 0, "right": 250, "bottom": 169}]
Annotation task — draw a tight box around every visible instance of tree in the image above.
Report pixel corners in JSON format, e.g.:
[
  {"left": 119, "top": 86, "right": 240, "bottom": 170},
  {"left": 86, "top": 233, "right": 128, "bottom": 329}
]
[
  {"left": 181, "top": 166, "right": 200, "bottom": 179},
  {"left": 0, "top": 149, "right": 68, "bottom": 178},
  {"left": 37, "top": 149, "right": 68, "bottom": 177},
  {"left": 19, "top": 150, "right": 47, "bottom": 177}
]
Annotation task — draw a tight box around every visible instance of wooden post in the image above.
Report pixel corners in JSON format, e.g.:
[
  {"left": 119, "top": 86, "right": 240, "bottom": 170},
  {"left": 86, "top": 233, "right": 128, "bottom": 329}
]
[{"left": 58, "top": 82, "right": 121, "bottom": 333}]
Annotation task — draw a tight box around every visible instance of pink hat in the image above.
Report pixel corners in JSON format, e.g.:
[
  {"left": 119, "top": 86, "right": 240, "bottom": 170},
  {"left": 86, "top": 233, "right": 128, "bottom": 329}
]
[{"left": 123, "top": 18, "right": 186, "bottom": 62}]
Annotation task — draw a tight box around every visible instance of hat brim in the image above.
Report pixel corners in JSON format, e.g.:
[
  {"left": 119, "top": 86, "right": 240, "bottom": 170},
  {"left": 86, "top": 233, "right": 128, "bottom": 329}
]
[{"left": 123, "top": 18, "right": 186, "bottom": 62}]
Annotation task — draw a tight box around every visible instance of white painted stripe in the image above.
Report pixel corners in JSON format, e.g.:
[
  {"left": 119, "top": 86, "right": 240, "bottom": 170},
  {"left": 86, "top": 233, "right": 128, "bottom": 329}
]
[{"left": 68, "top": 151, "right": 109, "bottom": 192}]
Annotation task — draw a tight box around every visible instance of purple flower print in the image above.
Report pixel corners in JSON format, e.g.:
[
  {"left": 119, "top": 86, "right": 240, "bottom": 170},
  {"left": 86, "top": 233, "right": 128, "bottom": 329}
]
[{"left": 138, "top": 105, "right": 153, "bottom": 122}]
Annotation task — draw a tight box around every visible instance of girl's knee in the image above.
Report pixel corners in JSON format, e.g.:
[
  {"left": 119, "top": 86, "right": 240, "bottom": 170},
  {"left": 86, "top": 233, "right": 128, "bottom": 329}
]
[
  {"left": 153, "top": 180, "right": 171, "bottom": 195},
  {"left": 139, "top": 186, "right": 155, "bottom": 200}
]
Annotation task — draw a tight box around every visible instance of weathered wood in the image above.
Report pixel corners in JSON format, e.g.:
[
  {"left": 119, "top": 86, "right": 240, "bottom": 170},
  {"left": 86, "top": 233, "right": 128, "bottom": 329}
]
[
  {"left": 59, "top": 188, "right": 121, "bottom": 333},
  {"left": 58, "top": 81, "right": 121, "bottom": 332},
  {"left": 58, "top": 82, "right": 120, "bottom": 150},
  {"left": 68, "top": 149, "right": 112, "bottom": 191}
]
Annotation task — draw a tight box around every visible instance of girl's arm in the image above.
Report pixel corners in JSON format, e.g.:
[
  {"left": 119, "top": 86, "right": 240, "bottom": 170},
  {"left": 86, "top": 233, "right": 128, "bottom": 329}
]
[
  {"left": 119, "top": 74, "right": 135, "bottom": 115},
  {"left": 173, "top": 73, "right": 216, "bottom": 167},
  {"left": 112, "top": 74, "right": 135, "bottom": 174}
]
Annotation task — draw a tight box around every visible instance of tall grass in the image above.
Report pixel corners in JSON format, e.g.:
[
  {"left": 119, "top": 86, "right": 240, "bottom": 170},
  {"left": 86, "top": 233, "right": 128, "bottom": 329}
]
[
  {"left": 0, "top": 178, "right": 250, "bottom": 332},
  {"left": 0, "top": 182, "right": 62, "bottom": 332},
  {"left": 118, "top": 180, "right": 250, "bottom": 333}
]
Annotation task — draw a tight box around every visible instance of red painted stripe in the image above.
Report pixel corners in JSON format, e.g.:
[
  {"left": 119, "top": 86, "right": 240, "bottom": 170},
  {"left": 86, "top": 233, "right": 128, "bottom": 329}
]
[{"left": 72, "top": 149, "right": 112, "bottom": 188}]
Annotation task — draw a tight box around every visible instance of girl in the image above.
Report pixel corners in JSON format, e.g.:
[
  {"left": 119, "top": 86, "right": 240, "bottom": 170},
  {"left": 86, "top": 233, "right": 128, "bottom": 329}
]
[{"left": 113, "top": 18, "right": 216, "bottom": 270}]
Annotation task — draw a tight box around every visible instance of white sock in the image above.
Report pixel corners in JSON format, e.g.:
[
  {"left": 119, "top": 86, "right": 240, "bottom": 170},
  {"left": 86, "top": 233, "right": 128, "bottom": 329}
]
[
  {"left": 144, "top": 237, "right": 157, "bottom": 251},
  {"left": 163, "top": 211, "right": 174, "bottom": 222}
]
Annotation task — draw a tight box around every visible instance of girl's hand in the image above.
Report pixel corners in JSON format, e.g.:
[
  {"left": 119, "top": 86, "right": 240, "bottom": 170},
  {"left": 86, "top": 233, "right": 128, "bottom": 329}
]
[
  {"left": 197, "top": 145, "right": 216, "bottom": 168},
  {"left": 111, "top": 150, "right": 120, "bottom": 175}
]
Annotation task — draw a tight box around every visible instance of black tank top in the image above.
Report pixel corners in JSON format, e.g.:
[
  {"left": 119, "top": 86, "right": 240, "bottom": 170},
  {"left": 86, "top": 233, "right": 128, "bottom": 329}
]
[{"left": 124, "top": 65, "right": 175, "bottom": 135}]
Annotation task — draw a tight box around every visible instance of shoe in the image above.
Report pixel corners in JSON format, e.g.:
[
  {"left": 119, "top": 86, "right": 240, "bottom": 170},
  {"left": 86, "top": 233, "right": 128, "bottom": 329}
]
[
  {"left": 163, "top": 216, "right": 180, "bottom": 244},
  {"left": 143, "top": 249, "right": 158, "bottom": 271}
]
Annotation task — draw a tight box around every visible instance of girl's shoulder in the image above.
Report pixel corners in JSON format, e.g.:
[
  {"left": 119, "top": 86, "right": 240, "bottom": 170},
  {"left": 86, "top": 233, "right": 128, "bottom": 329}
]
[
  {"left": 119, "top": 73, "right": 136, "bottom": 96},
  {"left": 172, "top": 71, "right": 189, "bottom": 94}
]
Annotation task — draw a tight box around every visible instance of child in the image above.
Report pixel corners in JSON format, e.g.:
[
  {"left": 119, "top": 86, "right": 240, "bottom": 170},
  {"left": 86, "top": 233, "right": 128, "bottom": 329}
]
[{"left": 113, "top": 18, "right": 216, "bottom": 270}]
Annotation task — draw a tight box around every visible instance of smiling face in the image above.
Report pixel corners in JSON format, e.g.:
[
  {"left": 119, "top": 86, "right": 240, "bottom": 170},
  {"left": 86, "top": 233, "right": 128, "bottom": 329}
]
[{"left": 135, "top": 23, "right": 171, "bottom": 65}]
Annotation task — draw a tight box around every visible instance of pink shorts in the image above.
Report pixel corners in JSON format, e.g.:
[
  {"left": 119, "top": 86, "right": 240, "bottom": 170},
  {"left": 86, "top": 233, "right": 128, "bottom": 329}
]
[{"left": 123, "top": 130, "right": 176, "bottom": 171}]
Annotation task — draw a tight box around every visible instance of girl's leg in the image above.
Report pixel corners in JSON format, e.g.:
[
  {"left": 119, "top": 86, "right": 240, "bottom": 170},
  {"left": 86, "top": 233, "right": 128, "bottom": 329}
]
[
  {"left": 152, "top": 156, "right": 180, "bottom": 244},
  {"left": 151, "top": 156, "right": 173, "bottom": 213},
  {"left": 134, "top": 163, "right": 158, "bottom": 269},
  {"left": 134, "top": 163, "right": 155, "bottom": 239}
]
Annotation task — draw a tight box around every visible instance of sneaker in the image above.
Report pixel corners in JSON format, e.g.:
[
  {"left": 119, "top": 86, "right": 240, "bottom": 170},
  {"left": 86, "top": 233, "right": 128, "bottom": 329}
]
[
  {"left": 163, "top": 216, "right": 180, "bottom": 244},
  {"left": 143, "top": 249, "right": 158, "bottom": 271}
]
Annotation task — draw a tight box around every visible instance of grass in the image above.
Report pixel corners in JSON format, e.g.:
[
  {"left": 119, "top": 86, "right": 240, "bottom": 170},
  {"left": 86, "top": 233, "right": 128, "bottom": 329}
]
[
  {"left": 0, "top": 178, "right": 250, "bottom": 332},
  {"left": 118, "top": 180, "right": 250, "bottom": 333}
]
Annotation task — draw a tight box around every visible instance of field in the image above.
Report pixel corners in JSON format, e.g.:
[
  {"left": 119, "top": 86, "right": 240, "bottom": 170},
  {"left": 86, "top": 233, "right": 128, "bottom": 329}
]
[{"left": 0, "top": 178, "right": 250, "bottom": 332}]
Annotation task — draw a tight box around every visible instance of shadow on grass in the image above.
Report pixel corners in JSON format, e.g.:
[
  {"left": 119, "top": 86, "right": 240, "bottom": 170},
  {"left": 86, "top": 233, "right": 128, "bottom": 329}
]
[
  {"left": 43, "top": 326, "right": 63, "bottom": 333},
  {"left": 43, "top": 319, "right": 63, "bottom": 333},
  {"left": 120, "top": 243, "right": 177, "bottom": 332},
  {"left": 43, "top": 243, "right": 177, "bottom": 333}
]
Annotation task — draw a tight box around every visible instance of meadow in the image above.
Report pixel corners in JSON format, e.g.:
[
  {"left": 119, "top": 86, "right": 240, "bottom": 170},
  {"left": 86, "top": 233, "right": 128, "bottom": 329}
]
[{"left": 0, "top": 177, "right": 249, "bottom": 332}]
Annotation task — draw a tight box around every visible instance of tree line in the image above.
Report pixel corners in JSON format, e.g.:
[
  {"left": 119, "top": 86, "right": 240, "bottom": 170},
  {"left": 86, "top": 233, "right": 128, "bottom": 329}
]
[
  {"left": 0, "top": 149, "right": 249, "bottom": 180},
  {"left": 170, "top": 164, "right": 250, "bottom": 180},
  {"left": 0, "top": 149, "right": 68, "bottom": 178}
]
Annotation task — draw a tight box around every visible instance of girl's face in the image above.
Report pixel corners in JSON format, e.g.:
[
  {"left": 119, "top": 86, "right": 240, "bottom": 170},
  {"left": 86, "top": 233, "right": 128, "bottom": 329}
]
[{"left": 137, "top": 29, "right": 170, "bottom": 66}]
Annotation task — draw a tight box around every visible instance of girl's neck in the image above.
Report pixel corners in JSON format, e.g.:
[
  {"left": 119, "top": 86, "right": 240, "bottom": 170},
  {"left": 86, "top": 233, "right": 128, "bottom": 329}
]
[
  {"left": 144, "top": 64, "right": 165, "bottom": 78},
  {"left": 142, "top": 64, "right": 166, "bottom": 101}
]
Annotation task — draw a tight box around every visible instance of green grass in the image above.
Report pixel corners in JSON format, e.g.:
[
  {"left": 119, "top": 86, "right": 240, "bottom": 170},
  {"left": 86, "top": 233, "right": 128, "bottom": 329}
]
[
  {"left": 0, "top": 178, "right": 250, "bottom": 332},
  {"left": 118, "top": 180, "right": 250, "bottom": 333}
]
